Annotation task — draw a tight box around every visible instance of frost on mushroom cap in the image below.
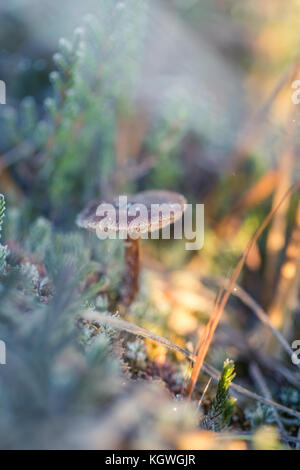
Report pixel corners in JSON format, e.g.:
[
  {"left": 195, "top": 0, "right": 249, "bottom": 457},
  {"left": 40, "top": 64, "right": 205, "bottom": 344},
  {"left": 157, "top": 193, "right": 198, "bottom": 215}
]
[{"left": 76, "top": 190, "right": 186, "bottom": 237}]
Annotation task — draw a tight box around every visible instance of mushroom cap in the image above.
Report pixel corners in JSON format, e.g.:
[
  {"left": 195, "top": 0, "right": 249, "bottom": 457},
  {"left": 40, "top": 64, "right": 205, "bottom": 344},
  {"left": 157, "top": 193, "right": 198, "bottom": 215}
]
[{"left": 76, "top": 190, "right": 186, "bottom": 237}]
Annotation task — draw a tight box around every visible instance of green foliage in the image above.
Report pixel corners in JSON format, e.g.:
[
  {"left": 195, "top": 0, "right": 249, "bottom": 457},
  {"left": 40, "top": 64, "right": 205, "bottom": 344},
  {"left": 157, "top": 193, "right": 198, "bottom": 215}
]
[
  {"left": 0, "top": 206, "right": 201, "bottom": 448},
  {"left": 280, "top": 387, "right": 300, "bottom": 412},
  {"left": 245, "top": 403, "right": 276, "bottom": 429},
  {"left": 203, "top": 359, "right": 237, "bottom": 432},
  {"left": 0, "top": 1, "right": 150, "bottom": 223},
  {"left": 24, "top": 217, "right": 52, "bottom": 259},
  {"left": 145, "top": 98, "right": 192, "bottom": 190},
  {"left": 0, "top": 207, "right": 122, "bottom": 447},
  {"left": 0, "top": 0, "right": 214, "bottom": 226}
]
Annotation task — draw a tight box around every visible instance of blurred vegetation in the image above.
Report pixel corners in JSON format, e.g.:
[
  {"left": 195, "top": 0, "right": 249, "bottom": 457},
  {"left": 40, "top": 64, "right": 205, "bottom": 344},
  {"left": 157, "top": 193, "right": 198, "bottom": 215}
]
[{"left": 0, "top": 0, "right": 299, "bottom": 450}]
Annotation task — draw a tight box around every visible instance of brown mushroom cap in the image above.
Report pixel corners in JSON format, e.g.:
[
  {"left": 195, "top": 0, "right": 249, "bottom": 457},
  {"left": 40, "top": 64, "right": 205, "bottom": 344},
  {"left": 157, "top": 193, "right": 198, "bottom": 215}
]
[{"left": 76, "top": 190, "right": 186, "bottom": 237}]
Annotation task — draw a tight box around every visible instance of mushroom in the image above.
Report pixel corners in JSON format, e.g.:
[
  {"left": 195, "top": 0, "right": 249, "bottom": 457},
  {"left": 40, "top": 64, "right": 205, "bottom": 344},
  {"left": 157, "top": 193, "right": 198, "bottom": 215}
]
[{"left": 77, "top": 190, "right": 186, "bottom": 307}]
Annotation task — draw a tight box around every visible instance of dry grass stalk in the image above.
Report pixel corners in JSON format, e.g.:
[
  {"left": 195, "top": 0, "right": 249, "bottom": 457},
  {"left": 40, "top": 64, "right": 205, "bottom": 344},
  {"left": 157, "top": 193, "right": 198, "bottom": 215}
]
[
  {"left": 198, "top": 378, "right": 212, "bottom": 409},
  {"left": 194, "top": 286, "right": 224, "bottom": 355},
  {"left": 269, "top": 201, "right": 300, "bottom": 334},
  {"left": 249, "top": 362, "right": 285, "bottom": 434},
  {"left": 210, "top": 276, "right": 295, "bottom": 358},
  {"left": 81, "top": 310, "right": 300, "bottom": 420},
  {"left": 263, "top": 130, "right": 295, "bottom": 307},
  {"left": 186, "top": 181, "right": 300, "bottom": 399},
  {"left": 215, "top": 170, "right": 280, "bottom": 238}
]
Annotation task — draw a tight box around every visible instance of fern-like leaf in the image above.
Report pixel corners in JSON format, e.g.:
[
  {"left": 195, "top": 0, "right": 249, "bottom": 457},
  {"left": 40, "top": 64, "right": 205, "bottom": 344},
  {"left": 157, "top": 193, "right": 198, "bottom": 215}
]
[{"left": 202, "top": 358, "right": 237, "bottom": 432}]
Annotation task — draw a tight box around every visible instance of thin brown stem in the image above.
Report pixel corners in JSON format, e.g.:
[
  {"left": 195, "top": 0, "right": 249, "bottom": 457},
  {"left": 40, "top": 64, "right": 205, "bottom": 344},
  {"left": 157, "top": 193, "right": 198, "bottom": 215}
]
[
  {"left": 186, "top": 181, "right": 300, "bottom": 399},
  {"left": 209, "top": 276, "right": 295, "bottom": 359},
  {"left": 249, "top": 362, "right": 285, "bottom": 434},
  {"left": 121, "top": 236, "right": 141, "bottom": 307}
]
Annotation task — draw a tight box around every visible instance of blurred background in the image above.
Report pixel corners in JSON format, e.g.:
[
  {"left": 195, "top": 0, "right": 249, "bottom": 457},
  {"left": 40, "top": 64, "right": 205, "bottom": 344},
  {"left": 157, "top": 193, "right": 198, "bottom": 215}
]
[{"left": 0, "top": 0, "right": 299, "bottom": 450}]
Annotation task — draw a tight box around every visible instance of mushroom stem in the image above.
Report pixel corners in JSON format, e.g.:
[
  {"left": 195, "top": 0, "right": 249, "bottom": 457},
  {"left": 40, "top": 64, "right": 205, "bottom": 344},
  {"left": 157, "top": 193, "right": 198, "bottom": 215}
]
[{"left": 121, "top": 236, "right": 141, "bottom": 307}]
